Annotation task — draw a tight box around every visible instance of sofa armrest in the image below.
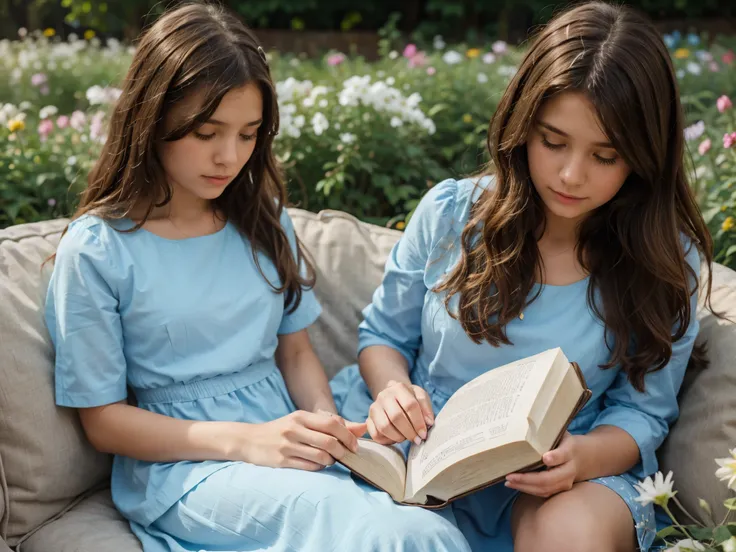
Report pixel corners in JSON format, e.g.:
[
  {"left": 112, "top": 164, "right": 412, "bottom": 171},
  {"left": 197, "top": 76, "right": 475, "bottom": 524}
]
[{"left": 0, "top": 537, "right": 12, "bottom": 552}]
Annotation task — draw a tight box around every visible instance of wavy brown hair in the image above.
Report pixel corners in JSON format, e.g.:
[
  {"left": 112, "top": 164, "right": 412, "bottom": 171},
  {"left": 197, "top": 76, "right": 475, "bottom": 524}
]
[
  {"left": 436, "top": 1, "right": 713, "bottom": 391},
  {"left": 56, "top": 1, "right": 315, "bottom": 311}
]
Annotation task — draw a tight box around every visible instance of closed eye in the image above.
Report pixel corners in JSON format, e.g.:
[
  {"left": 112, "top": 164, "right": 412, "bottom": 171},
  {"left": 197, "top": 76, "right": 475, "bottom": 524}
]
[{"left": 541, "top": 135, "right": 564, "bottom": 150}]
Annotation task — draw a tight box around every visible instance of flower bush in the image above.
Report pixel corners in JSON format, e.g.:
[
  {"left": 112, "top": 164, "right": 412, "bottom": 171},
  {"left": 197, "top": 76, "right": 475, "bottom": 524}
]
[
  {"left": 635, "top": 448, "right": 736, "bottom": 551},
  {"left": 1, "top": 28, "right": 736, "bottom": 263}
]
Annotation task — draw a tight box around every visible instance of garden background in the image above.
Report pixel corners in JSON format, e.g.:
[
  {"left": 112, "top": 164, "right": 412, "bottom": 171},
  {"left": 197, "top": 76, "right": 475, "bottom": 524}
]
[{"left": 1, "top": 0, "right": 736, "bottom": 264}]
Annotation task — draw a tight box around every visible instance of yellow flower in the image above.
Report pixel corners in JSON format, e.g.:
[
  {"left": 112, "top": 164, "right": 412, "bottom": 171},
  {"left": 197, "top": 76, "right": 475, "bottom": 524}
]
[
  {"left": 7, "top": 119, "right": 25, "bottom": 132},
  {"left": 33, "top": 155, "right": 41, "bottom": 164},
  {"left": 462, "top": 113, "right": 473, "bottom": 124},
  {"left": 722, "top": 206, "right": 728, "bottom": 212},
  {"left": 466, "top": 48, "right": 481, "bottom": 59},
  {"left": 396, "top": 221, "right": 406, "bottom": 230},
  {"left": 722, "top": 217, "right": 734, "bottom": 232},
  {"left": 84, "top": 29, "right": 95, "bottom": 40},
  {"left": 674, "top": 48, "right": 690, "bottom": 59},
  {"left": 43, "top": 28, "right": 56, "bottom": 37}
]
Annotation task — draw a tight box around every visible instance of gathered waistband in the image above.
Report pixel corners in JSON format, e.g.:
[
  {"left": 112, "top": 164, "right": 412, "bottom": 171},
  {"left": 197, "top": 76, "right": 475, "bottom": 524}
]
[{"left": 133, "top": 359, "right": 277, "bottom": 405}]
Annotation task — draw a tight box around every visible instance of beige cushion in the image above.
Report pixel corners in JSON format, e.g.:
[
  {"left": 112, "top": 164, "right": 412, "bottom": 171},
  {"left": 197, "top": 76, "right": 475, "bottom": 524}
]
[
  {"left": 0, "top": 219, "right": 112, "bottom": 545},
  {"left": 17, "top": 489, "right": 141, "bottom": 552},
  {"left": 289, "top": 209, "right": 401, "bottom": 379},
  {"left": 0, "top": 538, "right": 12, "bottom": 552},
  {"left": 659, "top": 262, "right": 736, "bottom": 523}
]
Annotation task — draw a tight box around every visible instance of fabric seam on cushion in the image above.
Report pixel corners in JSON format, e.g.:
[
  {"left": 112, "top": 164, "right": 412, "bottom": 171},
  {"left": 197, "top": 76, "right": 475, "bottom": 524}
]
[{"left": 13, "top": 481, "right": 110, "bottom": 550}]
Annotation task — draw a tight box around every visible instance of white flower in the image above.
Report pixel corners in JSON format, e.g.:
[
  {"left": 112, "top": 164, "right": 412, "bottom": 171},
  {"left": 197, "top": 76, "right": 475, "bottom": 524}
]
[
  {"left": 686, "top": 61, "right": 702, "bottom": 75},
  {"left": 683, "top": 120, "right": 705, "bottom": 142},
  {"left": 86, "top": 85, "right": 122, "bottom": 105},
  {"left": 388, "top": 50, "right": 398, "bottom": 59},
  {"left": 293, "top": 115, "right": 305, "bottom": 128},
  {"left": 477, "top": 73, "right": 488, "bottom": 83},
  {"left": 634, "top": 471, "right": 676, "bottom": 507},
  {"left": 433, "top": 35, "right": 446, "bottom": 50},
  {"left": 492, "top": 40, "right": 508, "bottom": 54},
  {"left": 386, "top": 77, "right": 395, "bottom": 85},
  {"left": 676, "top": 69, "right": 686, "bottom": 79},
  {"left": 390, "top": 116, "right": 403, "bottom": 128},
  {"left": 442, "top": 50, "right": 463, "bottom": 65},
  {"left": 664, "top": 539, "right": 706, "bottom": 552},
  {"left": 318, "top": 99, "right": 328, "bottom": 108},
  {"left": 289, "top": 58, "right": 300, "bottom": 67},
  {"left": 483, "top": 52, "right": 496, "bottom": 64},
  {"left": 722, "top": 537, "right": 736, "bottom": 552},
  {"left": 302, "top": 97, "right": 315, "bottom": 107},
  {"left": 39, "top": 105, "right": 58, "bottom": 119},
  {"left": 715, "top": 448, "right": 736, "bottom": 490},
  {"left": 311, "top": 112, "right": 329, "bottom": 136},
  {"left": 67, "top": 156, "right": 77, "bottom": 166},
  {"left": 340, "top": 132, "right": 356, "bottom": 144},
  {"left": 19, "top": 101, "right": 32, "bottom": 111},
  {"left": 498, "top": 65, "right": 517, "bottom": 77}
]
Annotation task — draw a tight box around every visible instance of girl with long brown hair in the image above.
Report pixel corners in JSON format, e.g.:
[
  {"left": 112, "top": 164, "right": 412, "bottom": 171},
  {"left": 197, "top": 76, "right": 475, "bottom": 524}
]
[
  {"left": 333, "top": 2, "right": 713, "bottom": 550},
  {"left": 44, "top": 2, "right": 470, "bottom": 551}
]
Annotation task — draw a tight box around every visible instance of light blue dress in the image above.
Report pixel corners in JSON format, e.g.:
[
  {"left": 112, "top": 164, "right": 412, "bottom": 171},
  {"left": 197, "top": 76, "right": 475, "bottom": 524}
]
[
  {"left": 46, "top": 210, "right": 471, "bottom": 552},
  {"left": 331, "top": 177, "right": 701, "bottom": 551}
]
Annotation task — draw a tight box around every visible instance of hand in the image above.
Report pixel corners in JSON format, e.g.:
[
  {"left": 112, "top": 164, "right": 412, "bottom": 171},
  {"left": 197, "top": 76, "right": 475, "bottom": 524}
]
[
  {"left": 504, "top": 432, "right": 581, "bottom": 498},
  {"left": 241, "top": 410, "right": 367, "bottom": 472},
  {"left": 367, "top": 380, "right": 435, "bottom": 446}
]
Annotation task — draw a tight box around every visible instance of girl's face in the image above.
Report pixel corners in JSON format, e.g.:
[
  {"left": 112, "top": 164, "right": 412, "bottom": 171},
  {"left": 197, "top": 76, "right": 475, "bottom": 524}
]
[
  {"left": 158, "top": 83, "right": 263, "bottom": 207},
  {"left": 526, "top": 90, "right": 632, "bottom": 225}
]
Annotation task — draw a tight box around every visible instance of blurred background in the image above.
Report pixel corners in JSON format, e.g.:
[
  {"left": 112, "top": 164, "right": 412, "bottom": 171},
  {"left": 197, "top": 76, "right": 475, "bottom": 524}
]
[{"left": 1, "top": 0, "right": 736, "bottom": 264}]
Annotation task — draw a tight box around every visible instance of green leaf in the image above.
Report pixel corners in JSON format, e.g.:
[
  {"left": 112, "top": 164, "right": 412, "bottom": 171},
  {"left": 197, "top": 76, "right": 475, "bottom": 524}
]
[
  {"left": 724, "top": 497, "right": 736, "bottom": 510},
  {"left": 656, "top": 526, "right": 685, "bottom": 539}
]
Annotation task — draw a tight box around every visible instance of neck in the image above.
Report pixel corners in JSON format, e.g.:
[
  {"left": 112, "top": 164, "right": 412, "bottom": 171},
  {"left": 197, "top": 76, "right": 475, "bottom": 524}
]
[
  {"left": 540, "top": 208, "right": 583, "bottom": 246},
  {"left": 158, "top": 187, "right": 212, "bottom": 222}
]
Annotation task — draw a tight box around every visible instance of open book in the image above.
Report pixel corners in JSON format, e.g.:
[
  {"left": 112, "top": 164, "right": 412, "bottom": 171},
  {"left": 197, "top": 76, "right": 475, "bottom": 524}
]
[{"left": 338, "top": 348, "right": 592, "bottom": 508}]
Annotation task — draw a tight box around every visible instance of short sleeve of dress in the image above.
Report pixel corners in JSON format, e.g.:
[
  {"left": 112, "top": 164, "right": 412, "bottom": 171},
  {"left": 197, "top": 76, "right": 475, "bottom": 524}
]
[
  {"left": 45, "top": 219, "right": 128, "bottom": 408},
  {"left": 277, "top": 208, "right": 322, "bottom": 335}
]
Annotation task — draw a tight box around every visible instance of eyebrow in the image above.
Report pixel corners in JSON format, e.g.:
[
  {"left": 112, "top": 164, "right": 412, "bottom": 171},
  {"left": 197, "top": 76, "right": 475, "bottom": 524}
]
[
  {"left": 538, "top": 121, "right": 614, "bottom": 148},
  {"left": 206, "top": 117, "right": 263, "bottom": 127}
]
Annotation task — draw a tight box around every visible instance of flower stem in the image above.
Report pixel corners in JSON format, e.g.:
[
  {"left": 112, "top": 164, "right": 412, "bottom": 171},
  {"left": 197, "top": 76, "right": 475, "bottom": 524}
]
[
  {"left": 663, "top": 503, "right": 694, "bottom": 540},
  {"left": 672, "top": 495, "right": 707, "bottom": 527}
]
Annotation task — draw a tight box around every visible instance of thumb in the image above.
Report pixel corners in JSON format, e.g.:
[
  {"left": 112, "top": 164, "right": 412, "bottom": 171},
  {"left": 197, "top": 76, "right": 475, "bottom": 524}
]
[{"left": 345, "top": 420, "right": 368, "bottom": 437}]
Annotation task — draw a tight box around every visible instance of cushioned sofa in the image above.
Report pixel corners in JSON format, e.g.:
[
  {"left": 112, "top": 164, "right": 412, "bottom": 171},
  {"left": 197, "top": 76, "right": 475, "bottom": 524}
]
[{"left": 1, "top": 209, "right": 735, "bottom": 551}]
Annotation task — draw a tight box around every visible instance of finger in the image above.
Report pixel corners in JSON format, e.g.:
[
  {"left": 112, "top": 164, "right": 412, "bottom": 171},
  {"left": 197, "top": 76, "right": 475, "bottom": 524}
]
[
  {"left": 303, "top": 412, "right": 359, "bottom": 453},
  {"left": 291, "top": 442, "right": 337, "bottom": 467},
  {"left": 393, "top": 385, "right": 428, "bottom": 439},
  {"left": 504, "top": 481, "right": 557, "bottom": 498},
  {"left": 542, "top": 448, "right": 570, "bottom": 468},
  {"left": 370, "top": 404, "right": 407, "bottom": 443},
  {"left": 411, "top": 385, "right": 435, "bottom": 426},
  {"left": 506, "top": 469, "right": 561, "bottom": 489},
  {"left": 283, "top": 456, "right": 327, "bottom": 472},
  {"left": 383, "top": 398, "right": 421, "bottom": 444},
  {"left": 345, "top": 420, "right": 368, "bottom": 437}
]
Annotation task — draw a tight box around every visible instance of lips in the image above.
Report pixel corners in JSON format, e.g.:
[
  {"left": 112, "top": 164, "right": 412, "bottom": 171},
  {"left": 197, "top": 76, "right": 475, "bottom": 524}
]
[{"left": 553, "top": 190, "right": 584, "bottom": 200}]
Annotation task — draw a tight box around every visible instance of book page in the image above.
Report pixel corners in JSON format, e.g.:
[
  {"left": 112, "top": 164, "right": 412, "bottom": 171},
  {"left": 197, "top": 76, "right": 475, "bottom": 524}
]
[
  {"left": 405, "top": 349, "right": 562, "bottom": 498},
  {"left": 339, "top": 439, "right": 407, "bottom": 502}
]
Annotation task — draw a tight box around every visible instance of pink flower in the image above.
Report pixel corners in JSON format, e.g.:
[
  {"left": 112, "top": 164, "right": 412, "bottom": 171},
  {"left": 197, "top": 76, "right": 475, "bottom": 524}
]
[
  {"left": 30, "top": 73, "right": 47, "bottom": 86},
  {"left": 40, "top": 85, "right": 49, "bottom": 96},
  {"left": 327, "top": 52, "right": 346, "bottom": 66},
  {"left": 38, "top": 119, "right": 54, "bottom": 141},
  {"left": 698, "top": 138, "right": 711, "bottom": 155},
  {"left": 56, "top": 115, "right": 69, "bottom": 129},
  {"left": 403, "top": 44, "right": 417, "bottom": 59},
  {"left": 717, "top": 95, "right": 733, "bottom": 113},
  {"left": 69, "top": 110, "right": 86, "bottom": 130},
  {"left": 723, "top": 50, "right": 735, "bottom": 65},
  {"left": 408, "top": 51, "right": 427, "bottom": 68},
  {"left": 492, "top": 40, "right": 508, "bottom": 55},
  {"left": 426, "top": 66, "right": 436, "bottom": 75},
  {"left": 710, "top": 61, "right": 720, "bottom": 72},
  {"left": 90, "top": 111, "right": 106, "bottom": 142},
  {"left": 724, "top": 132, "right": 736, "bottom": 149}
]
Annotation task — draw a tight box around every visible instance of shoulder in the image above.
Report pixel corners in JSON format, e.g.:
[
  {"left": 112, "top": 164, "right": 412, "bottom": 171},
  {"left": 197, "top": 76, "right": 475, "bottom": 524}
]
[
  {"left": 410, "top": 175, "right": 495, "bottom": 241},
  {"left": 56, "top": 214, "right": 125, "bottom": 272}
]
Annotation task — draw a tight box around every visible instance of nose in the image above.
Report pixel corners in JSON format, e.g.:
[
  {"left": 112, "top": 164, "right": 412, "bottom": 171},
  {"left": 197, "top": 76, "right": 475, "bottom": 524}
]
[
  {"left": 213, "top": 137, "right": 239, "bottom": 167},
  {"left": 559, "top": 152, "right": 586, "bottom": 189}
]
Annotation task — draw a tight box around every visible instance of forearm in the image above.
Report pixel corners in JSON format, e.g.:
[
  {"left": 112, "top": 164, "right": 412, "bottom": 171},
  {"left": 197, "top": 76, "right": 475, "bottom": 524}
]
[
  {"left": 358, "top": 345, "right": 412, "bottom": 399},
  {"left": 576, "top": 425, "right": 641, "bottom": 481},
  {"left": 279, "top": 348, "right": 337, "bottom": 414},
  {"left": 79, "top": 401, "right": 247, "bottom": 462}
]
